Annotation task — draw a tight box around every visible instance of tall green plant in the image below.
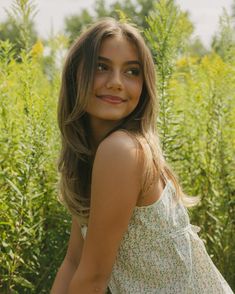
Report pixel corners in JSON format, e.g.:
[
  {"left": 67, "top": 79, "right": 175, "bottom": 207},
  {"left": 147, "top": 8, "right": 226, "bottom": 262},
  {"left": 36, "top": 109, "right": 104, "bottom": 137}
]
[
  {"left": 145, "top": 0, "right": 193, "bottom": 162},
  {"left": 145, "top": 1, "right": 235, "bottom": 289},
  {"left": 5, "top": 0, "right": 38, "bottom": 52},
  {"left": 169, "top": 52, "right": 235, "bottom": 288},
  {"left": 212, "top": 8, "right": 235, "bottom": 63},
  {"left": 0, "top": 2, "right": 70, "bottom": 293}
]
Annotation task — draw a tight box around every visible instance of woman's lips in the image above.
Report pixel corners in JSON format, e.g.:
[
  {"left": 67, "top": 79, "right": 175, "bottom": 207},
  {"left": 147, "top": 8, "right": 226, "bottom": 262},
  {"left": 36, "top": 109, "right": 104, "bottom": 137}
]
[{"left": 96, "top": 95, "right": 126, "bottom": 104}]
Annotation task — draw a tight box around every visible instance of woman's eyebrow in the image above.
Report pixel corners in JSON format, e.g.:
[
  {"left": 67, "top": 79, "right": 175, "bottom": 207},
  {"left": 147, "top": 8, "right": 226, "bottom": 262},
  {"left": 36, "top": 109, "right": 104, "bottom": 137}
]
[{"left": 98, "top": 56, "right": 141, "bottom": 66}]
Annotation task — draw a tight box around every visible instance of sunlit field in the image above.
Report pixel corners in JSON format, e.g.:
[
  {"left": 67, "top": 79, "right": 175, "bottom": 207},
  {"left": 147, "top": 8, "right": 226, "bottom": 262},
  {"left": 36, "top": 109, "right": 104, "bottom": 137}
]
[{"left": 0, "top": 0, "right": 234, "bottom": 292}]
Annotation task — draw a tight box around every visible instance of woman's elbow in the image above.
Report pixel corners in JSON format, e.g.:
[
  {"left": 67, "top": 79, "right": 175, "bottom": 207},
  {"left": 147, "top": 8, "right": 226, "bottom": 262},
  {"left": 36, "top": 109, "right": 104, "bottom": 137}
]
[{"left": 68, "top": 269, "right": 109, "bottom": 294}]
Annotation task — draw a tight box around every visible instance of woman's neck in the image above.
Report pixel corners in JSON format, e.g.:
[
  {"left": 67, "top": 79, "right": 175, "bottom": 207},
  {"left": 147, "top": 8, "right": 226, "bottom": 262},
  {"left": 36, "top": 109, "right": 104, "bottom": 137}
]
[{"left": 87, "top": 116, "right": 124, "bottom": 150}]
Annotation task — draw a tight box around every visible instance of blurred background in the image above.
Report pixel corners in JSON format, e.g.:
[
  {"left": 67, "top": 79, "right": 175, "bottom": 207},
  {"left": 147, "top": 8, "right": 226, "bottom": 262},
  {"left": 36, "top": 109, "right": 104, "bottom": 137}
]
[
  {"left": 0, "top": 0, "right": 234, "bottom": 51},
  {"left": 0, "top": 0, "right": 234, "bottom": 293}
]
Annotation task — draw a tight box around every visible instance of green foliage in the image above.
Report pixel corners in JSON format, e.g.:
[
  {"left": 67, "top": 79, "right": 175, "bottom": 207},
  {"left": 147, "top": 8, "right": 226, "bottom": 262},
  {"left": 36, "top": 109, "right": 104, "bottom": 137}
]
[
  {"left": 212, "top": 8, "right": 235, "bottom": 63},
  {"left": 1, "top": 0, "right": 38, "bottom": 54},
  {"left": 188, "top": 37, "right": 208, "bottom": 57},
  {"left": 171, "top": 53, "right": 235, "bottom": 289},
  {"left": 0, "top": 17, "right": 37, "bottom": 53},
  {"left": 0, "top": 3, "right": 71, "bottom": 293},
  {"left": 232, "top": 0, "right": 235, "bottom": 19},
  {"left": 64, "top": 9, "right": 93, "bottom": 43},
  {"left": 145, "top": 0, "right": 194, "bottom": 161},
  {"left": 0, "top": 38, "right": 71, "bottom": 293},
  {"left": 145, "top": 1, "right": 235, "bottom": 288},
  {"left": 0, "top": 0, "right": 234, "bottom": 292},
  {"left": 64, "top": 0, "right": 156, "bottom": 44}
]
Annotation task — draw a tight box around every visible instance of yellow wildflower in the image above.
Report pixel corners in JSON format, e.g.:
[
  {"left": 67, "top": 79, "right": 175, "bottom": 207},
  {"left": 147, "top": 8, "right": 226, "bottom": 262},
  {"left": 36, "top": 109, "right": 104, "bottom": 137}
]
[
  {"left": 176, "top": 56, "right": 198, "bottom": 68},
  {"left": 31, "top": 40, "right": 44, "bottom": 58}
]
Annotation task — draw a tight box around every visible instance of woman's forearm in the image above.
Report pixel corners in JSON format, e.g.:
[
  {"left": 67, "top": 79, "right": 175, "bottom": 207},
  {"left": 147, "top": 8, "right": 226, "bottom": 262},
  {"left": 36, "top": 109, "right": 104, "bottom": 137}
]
[
  {"left": 68, "top": 266, "right": 108, "bottom": 294},
  {"left": 51, "top": 258, "right": 77, "bottom": 294}
]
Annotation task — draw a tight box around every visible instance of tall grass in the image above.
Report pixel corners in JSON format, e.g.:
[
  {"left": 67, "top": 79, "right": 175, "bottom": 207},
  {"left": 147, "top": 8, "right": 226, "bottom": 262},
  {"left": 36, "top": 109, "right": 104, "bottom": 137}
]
[
  {"left": 146, "top": 0, "right": 235, "bottom": 288},
  {"left": 0, "top": 3, "right": 71, "bottom": 290},
  {"left": 0, "top": 0, "right": 234, "bottom": 292}
]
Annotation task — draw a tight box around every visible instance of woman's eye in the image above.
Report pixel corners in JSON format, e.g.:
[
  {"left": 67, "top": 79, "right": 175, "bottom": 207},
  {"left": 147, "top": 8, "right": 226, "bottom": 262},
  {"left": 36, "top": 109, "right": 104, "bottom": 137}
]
[
  {"left": 126, "top": 68, "right": 140, "bottom": 76},
  {"left": 97, "top": 63, "right": 108, "bottom": 71}
]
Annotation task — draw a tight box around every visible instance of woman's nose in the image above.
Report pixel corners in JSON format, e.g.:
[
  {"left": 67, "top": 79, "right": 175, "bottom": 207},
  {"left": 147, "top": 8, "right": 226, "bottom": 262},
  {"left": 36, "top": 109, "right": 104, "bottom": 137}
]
[{"left": 106, "top": 70, "right": 123, "bottom": 90}]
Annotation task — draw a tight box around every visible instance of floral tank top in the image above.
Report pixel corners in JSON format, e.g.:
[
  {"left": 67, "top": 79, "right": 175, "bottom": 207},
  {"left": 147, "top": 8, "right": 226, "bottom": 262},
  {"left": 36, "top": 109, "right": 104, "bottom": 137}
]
[{"left": 81, "top": 177, "right": 233, "bottom": 293}]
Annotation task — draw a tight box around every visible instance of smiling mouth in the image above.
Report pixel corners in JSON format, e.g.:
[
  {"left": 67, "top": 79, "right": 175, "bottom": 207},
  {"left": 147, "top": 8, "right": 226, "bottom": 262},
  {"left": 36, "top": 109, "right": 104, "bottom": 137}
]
[{"left": 96, "top": 95, "right": 127, "bottom": 104}]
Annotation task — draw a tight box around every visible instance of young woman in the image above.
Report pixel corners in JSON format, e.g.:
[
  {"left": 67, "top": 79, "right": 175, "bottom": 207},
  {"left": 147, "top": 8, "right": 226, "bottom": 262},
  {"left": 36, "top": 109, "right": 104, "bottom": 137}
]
[{"left": 51, "top": 18, "right": 233, "bottom": 294}]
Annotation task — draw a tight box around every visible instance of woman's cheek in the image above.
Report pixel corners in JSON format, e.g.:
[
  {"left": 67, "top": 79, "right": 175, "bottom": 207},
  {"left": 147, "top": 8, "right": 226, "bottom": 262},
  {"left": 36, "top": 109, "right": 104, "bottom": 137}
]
[
  {"left": 94, "top": 73, "right": 107, "bottom": 87},
  {"left": 132, "top": 79, "right": 143, "bottom": 97}
]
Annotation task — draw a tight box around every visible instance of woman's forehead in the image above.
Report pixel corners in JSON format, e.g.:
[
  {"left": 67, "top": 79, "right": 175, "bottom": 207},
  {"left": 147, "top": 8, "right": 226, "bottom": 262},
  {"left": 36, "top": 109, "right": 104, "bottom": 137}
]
[{"left": 98, "top": 35, "right": 140, "bottom": 62}]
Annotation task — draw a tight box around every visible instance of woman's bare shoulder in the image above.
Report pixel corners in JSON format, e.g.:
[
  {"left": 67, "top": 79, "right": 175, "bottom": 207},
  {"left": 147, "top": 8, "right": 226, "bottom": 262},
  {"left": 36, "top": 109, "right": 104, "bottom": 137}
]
[
  {"left": 93, "top": 130, "right": 143, "bottom": 185},
  {"left": 97, "top": 129, "right": 140, "bottom": 155}
]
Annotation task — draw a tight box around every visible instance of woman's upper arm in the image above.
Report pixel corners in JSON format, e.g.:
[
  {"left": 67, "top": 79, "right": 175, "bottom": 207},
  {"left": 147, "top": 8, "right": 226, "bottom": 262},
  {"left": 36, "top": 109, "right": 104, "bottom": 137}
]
[
  {"left": 65, "top": 216, "right": 84, "bottom": 268},
  {"left": 77, "top": 131, "right": 142, "bottom": 281}
]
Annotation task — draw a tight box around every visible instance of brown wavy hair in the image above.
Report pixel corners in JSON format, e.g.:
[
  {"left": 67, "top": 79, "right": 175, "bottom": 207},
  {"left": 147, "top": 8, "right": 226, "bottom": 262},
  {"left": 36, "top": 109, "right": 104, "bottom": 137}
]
[{"left": 57, "top": 18, "right": 199, "bottom": 225}]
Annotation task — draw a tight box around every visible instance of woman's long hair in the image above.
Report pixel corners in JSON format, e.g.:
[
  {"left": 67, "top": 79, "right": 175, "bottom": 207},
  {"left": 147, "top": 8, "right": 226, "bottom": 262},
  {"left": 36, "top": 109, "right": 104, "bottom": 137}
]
[{"left": 57, "top": 18, "right": 199, "bottom": 225}]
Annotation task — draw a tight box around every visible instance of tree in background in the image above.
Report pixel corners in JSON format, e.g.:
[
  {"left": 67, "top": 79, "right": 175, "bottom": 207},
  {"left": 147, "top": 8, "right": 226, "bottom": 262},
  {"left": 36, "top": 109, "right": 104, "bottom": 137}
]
[
  {"left": 211, "top": 8, "right": 235, "bottom": 63},
  {"left": 64, "top": 8, "right": 93, "bottom": 43},
  {"left": 64, "top": 0, "right": 208, "bottom": 56},
  {"left": 0, "top": 17, "right": 36, "bottom": 50},
  {"left": 64, "top": 0, "right": 156, "bottom": 43},
  {"left": 0, "top": 0, "right": 38, "bottom": 57},
  {"left": 188, "top": 37, "right": 208, "bottom": 57},
  {"left": 232, "top": 0, "right": 235, "bottom": 20}
]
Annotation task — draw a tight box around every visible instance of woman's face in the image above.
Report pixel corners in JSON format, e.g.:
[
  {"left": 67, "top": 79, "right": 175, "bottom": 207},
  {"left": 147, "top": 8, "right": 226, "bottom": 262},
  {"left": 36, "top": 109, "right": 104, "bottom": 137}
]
[{"left": 86, "top": 35, "right": 144, "bottom": 124}]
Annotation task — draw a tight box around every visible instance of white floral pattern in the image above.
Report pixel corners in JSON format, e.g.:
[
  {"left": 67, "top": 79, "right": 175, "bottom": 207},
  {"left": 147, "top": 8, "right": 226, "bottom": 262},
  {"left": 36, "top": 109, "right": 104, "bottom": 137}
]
[{"left": 81, "top": 180, "right": 233, "bottom": 293}]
